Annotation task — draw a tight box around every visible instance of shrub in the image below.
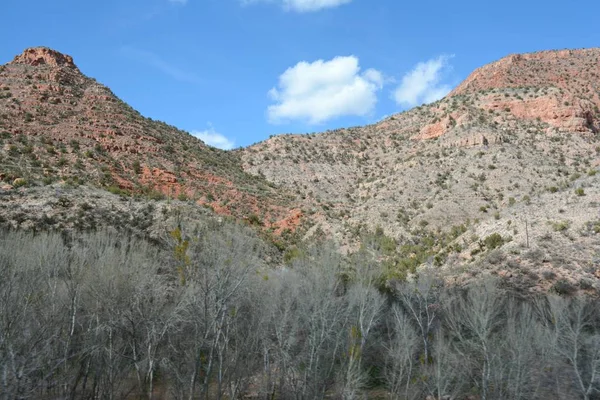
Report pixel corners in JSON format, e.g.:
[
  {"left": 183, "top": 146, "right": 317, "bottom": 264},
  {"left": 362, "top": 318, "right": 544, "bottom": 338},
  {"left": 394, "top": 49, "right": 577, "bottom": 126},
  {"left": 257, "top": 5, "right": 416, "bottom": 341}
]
[
  {"left": 283, "top": 247, "right": 303, "bottom": 264},
  {"left": 177, "top": 192, "right": 188, "bottom": 201},
  {"left": 107, "top": 185, "right": 128, "bottom": 197},
  {"left": 542, "top": 270, "right": 556, "bottom": 280},
  {"left": 484, "top": 233, "right": 505, "bottom": 250},
  {"left": 13, "top": 178, "right": 27, "bottom": 188},
  {"left": 56, "top": 157, "right": 68, "bottom": 167},
  {"left": 486, "top": 249, "right": 506, "bottom": 265},
  {"left": 579, "top": 279, "right": 594, "bottom": 290},
  {"left": 575, "top": 188, "right": 585, "bottom": 196},
  {"left": 147, "top": 190, "right": 166, "bottom": 201},
  {"left": 246, "top": 214, "right": 262, "bottom": 226},
  {"left": 551, "top": 221, "right": 570, "bottom": 232},
  {"left": 94, "top": 144, "right": 105, "bottom": 155},
  {"left": 552, "top": 279, "right": 577, "bottom": 295}
]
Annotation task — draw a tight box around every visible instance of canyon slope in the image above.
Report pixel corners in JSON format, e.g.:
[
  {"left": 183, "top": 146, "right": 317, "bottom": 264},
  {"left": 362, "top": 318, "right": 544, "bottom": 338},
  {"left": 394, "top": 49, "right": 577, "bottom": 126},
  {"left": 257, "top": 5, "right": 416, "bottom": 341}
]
[
  {"left": 240, "top": 48, "right": 600, "bottom": 291},
  {"left": 0, "top": 47, "right": 300, "bottom": 233},
  {"left": 1, "top": 47, "right": 599, "bottom": 293}
]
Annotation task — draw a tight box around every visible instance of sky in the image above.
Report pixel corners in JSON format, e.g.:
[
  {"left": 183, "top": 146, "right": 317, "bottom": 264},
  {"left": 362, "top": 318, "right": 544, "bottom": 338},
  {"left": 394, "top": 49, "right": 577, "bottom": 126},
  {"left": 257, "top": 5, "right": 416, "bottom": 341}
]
[{"left": 1, "top": 0, "right": 599, "bottom": 149}]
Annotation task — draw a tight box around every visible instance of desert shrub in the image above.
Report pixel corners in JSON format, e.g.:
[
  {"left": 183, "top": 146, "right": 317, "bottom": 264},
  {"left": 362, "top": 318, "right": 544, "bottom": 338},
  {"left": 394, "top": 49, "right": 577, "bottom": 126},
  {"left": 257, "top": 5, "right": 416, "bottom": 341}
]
[
  {"left": 524, "top": 248, "right": 545, "bottom": 262},
  {"left": 12, "top": 178, "right": 27, "bottom": 188},
  {"left": 283, "top": 246, "right": 303, "bottom": 264},
  {"left": 107, "top": 185, "right": 128, "bottom": 197},
  {"left": 582, "top": 220, "right": 600, "bottom": 236},
  {"left": 56, "top": 157, "right": 68, "bottom": 167},
  {"left": 246, "top": 213, "right": 262, "bottom": 226},
  {"left": 7, "top": 145, "right": 19, "bottom": 156},
  {"left": 542, "top": 270, "right": 556, "bottom": 280},
  {"left": 579, "top": 279, "right": 594, "bottom": 290},
  {"left": 552, "top": 279, "right": 577, "bottom": 295},
  {"left": 484, "top": 233, "right": 505, "bottom": 250},
  {"left": 486, "top": 249, "right": 506, "bottom": 265},
  {"left": 177, "top": 192, "right": 188, "bottom": 201},
  {"left": 551, "top": 221, "right": 570, "bottom": 232}
]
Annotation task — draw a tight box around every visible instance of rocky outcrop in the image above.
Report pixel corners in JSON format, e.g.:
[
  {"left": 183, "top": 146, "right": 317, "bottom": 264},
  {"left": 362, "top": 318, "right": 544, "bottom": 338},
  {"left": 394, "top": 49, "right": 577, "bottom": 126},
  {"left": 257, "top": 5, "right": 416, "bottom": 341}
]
[
  {"left": 449, "top": 48, "right": 600, "bottom": 133},
  {"left": 12, "top": 47, "right": 78, "bottom": 69}
]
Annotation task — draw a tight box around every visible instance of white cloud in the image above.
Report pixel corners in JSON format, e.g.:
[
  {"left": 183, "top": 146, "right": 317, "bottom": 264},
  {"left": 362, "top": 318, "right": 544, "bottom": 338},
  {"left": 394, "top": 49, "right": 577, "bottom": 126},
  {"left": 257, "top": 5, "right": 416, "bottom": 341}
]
[
  {"left": 393, "top": 55, "right": 453, "bottom": 108},
  {"left": 363, "top": 68, "right": 384, "bottom": 88},
  {"left": 242, "top": 0, "right": 352, "bottom": 12},
  {"left": 267, "top": 56, "right": 383, "bottom": 124},
  {"left": 191, "top": 126, "right": 235, "bottom": 150}
]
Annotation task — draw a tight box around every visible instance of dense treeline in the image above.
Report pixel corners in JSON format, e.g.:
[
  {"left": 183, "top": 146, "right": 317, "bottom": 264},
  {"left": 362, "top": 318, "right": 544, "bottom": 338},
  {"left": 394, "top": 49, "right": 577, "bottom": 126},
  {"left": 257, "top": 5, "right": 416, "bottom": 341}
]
[{"left": 1, "top": 224, "right": 600, "bottom": 400}]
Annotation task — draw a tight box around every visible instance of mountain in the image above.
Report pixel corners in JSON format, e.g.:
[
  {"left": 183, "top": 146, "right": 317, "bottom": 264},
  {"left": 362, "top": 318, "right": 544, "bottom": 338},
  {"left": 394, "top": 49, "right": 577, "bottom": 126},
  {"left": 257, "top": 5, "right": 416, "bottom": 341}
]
[
  {"left": 1, "top": 46, "right": 599, "bottom": 293},
  {"left": 0, "top": 47, "right": 301, "bottom": 233},
  {"left": 240, "top": 48, "right": 600, "bottom": 290}
]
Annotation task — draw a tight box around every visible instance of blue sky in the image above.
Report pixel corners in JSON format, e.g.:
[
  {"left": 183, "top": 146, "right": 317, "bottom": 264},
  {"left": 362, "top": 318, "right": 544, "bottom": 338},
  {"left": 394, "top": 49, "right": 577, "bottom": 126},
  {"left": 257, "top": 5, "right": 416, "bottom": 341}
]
[{"left": 1, "top": 0, "right": 599, "bottom": 149}]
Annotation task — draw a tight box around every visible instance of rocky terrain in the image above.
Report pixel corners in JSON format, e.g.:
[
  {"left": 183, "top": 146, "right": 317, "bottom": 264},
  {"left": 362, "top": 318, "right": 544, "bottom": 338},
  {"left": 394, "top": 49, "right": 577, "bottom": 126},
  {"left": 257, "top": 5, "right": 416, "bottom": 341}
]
[
  {"left": 240, "top": 48, "right": 600, "bottom": 292},
  {"left": 0, "top": 47, "right": 301, "bottom": 233},
  {"left": 1, "top": 46, "right": 599, "bottom": 294}
]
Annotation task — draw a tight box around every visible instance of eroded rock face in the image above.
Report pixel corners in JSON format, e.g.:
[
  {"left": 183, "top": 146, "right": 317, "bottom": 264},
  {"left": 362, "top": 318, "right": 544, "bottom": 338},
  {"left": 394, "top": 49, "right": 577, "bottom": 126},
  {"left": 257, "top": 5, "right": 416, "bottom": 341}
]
[
  {"left": 12, "top": 47, "right": 77, "bottom": 69},
  {"left": 0, "top": 47, "right": 298, "bottom": 230},
  {"left": 450, "top": 48, "right": 600, "bottom": 133},
  {"left": 415, "top": 116, "right": 452, "bottom": 140}
]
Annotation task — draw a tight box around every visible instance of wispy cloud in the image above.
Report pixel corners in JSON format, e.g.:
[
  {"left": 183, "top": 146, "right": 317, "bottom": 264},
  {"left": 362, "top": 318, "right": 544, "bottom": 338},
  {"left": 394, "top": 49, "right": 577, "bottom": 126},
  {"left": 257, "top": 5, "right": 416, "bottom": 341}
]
[
  {"left": 242, "top": 0, "right": 352, "bottom": 12},
  {"left": 267, "top": 56, "right": 383, "bottom": 124},
  {"left": 393, "top": 55, "right": 453, "bottom": 108},
  {"left": 121, "top": 46, "right": 202, "bottom": 84},
  {"left": 191, "top": 125, "right": 235, "bottom": 150}
]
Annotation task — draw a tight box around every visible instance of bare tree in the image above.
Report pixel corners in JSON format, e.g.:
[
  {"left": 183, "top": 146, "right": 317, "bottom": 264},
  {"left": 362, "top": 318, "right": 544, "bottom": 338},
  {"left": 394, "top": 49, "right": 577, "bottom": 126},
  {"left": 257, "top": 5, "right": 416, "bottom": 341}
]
[
  {"left": 545, "top": 296, "right": 600, "bottom": 400},
  {"left": 165, "top": 221, "right": 265, "bottom": 400},
  {"left": 383, "top": 304, "right": 419, "bottom": 400},
  {"left": 443, "top": 279, "right": 504, "bottom": 400},
  {"left": 396, "top": 271, "right": 442, "bottom": 365},
  {"left": 340, "top": 259, "right": 385, "bottom": 399}
]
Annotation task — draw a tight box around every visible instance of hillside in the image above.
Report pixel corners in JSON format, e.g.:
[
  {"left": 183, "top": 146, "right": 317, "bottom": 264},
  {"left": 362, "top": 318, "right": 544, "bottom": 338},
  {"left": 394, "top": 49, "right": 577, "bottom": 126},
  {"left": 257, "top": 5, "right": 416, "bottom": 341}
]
[
  {"left": 0, "top": 47, "right": 301, "bottom": 232},
  {"left": 1, "top": 46, "right": 599, "bottom": 293},
  {"left": 240, "top": 48, "right": 600, "bottom": 291}
]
